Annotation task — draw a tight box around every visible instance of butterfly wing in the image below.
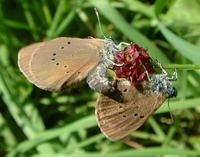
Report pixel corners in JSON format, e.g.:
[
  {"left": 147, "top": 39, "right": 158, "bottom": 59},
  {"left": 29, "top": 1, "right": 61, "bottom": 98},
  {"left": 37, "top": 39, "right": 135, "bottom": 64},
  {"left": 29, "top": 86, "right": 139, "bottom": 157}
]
[
  {"left": 18, "top": 37, "right": 104, "bottom": 91},
  {"left": 18, "top": 42, "right": 44, "bottom": 82},
  {"left": 96, "top": 80, "right": 165, "bottom": 141}
]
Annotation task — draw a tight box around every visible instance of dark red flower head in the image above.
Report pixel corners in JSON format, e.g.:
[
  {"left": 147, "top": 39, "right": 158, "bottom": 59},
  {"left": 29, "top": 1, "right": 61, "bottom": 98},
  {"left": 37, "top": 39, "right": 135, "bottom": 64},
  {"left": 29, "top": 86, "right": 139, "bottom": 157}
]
[{"left": 113, "top": 43, "right": 155, "bottom": 84}]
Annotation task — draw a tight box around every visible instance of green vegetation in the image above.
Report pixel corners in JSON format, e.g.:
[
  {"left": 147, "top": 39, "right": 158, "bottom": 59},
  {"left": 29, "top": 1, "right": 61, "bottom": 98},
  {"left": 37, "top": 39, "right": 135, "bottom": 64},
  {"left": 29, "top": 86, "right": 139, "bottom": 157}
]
[{"left": 1, "top": 0, "right": 200, "bottom": 156}]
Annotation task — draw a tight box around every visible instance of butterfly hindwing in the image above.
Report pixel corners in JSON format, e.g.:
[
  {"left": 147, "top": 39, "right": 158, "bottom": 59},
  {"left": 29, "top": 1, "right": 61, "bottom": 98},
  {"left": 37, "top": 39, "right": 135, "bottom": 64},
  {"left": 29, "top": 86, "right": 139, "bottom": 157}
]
[{"left": 96, "top": 80, "right": 165, "bottom": 141}]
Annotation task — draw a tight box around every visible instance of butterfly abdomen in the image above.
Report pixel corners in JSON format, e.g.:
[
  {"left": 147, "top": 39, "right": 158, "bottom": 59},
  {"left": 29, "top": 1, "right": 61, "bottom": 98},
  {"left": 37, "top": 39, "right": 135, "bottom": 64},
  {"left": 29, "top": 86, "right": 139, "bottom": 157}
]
[{"left": 86, "top": 62, "right": 115, "bottom": 93}]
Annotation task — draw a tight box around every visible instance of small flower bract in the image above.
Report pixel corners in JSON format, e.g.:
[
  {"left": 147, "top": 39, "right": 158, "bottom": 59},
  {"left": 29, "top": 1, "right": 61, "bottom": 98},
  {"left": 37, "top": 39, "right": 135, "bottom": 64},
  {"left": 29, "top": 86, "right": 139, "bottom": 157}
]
[{"left": 113, "top": 43, "right": 155, "bottom": 84}]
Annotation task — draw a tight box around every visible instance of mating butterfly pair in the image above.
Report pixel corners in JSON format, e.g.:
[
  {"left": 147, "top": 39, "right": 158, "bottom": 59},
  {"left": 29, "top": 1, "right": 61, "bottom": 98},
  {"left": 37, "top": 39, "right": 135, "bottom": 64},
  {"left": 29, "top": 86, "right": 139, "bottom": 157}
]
[{"left": 18, "top": 37, "right": 177, "bottom": 141}]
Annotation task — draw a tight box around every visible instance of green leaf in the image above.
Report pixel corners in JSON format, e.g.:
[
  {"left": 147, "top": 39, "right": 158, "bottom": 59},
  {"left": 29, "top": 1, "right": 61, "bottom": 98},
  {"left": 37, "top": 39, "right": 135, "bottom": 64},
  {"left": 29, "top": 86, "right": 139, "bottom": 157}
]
[
  {"left": 157, "top": 22, "right": 200, "bottom": 63},
  {"left": 154, "top": 0, "right": 167, "bottom": 16},
  {"left": 156, "top": 97, "right": 200, "bottom": 114},
  {"left": 7, "top": 115, "right": 96, "bottom": 157}
]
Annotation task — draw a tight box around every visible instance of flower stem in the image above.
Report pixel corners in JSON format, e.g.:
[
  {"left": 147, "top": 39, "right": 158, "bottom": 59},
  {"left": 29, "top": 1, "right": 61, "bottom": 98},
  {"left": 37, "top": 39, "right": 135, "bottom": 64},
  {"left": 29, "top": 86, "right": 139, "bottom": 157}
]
[{"left": 161, "top": 64, "right": 200, "bottom": 70}]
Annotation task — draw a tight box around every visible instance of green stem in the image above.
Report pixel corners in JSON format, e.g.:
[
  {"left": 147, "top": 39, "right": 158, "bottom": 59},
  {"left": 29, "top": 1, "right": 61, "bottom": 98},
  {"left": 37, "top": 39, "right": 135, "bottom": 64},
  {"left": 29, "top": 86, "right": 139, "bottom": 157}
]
[{"left": 161, "top": 64, "right": 200, "bottom": 70}]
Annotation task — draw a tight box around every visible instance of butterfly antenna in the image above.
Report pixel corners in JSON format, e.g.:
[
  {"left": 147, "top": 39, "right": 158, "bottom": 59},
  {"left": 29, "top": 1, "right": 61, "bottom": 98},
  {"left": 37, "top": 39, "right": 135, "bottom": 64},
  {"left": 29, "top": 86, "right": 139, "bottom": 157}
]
[
  {"left": 168, "top": 99, "right": 174, "bottom": 123},
  {"left": 94, "top": 8, "right": 107, "bottom": 39}
]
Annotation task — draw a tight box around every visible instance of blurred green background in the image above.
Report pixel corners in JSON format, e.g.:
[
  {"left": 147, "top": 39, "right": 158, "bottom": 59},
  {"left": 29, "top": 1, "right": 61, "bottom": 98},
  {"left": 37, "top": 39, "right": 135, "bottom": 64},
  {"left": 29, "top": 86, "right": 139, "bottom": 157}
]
[{"left": 1, "top": 0, "right": 200, "bottom": 156}]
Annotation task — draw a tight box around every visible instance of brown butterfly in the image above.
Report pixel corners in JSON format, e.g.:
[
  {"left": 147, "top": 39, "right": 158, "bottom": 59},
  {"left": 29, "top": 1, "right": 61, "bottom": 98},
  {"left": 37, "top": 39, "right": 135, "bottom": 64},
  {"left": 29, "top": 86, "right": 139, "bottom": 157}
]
[
  {"left": 96, "top": 71, "right": 177, "bottom": 141},
  {"left": 18, "top": 37, "right": 120, "bottom": 92}
]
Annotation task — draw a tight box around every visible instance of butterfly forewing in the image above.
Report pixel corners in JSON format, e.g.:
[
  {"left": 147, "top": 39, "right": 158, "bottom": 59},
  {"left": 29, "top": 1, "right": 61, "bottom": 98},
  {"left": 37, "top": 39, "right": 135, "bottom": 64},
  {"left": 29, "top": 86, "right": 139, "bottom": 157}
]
[
  {"left": 18, "top": 37, "right": 104, "bottom": 91},
  {"left": 96, "top": 80, "right": 165, "bottom": 141},
  {"left": 18, "top": 42, "right": 44, "bottom": 82}
]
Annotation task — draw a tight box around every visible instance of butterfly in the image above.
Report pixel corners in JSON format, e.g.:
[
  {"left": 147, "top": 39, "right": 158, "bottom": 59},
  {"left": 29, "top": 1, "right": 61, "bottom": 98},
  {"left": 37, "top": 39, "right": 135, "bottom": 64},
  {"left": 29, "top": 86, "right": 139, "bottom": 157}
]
[
  {"left": 96, "top": 65, "right": 177, "bottom": 141},
  {"left": 18, "top": 37, "right": 122, "bottom": 92}
]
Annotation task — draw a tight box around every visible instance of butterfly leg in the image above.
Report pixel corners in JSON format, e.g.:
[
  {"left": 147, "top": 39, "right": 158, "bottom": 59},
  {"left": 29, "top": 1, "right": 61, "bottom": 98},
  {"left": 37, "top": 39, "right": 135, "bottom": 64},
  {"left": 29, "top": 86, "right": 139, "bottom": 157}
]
[
  {"left": 103, "top": 40, "right": 129, "bottom": 67},
  {"left": 156, "top": 61, "right": 168, "bottom": 76},
  {"left": 116, "top": 42, "right": 130, "bottom": 50},
  {"left": 169, "top": 68, "right": 178, "bottom": 81},
  {"left": 139, "top": 60, "right": 151, "bottom": 81},
  {"left": 101, "top": 49, "right": 124, "bottom": 67},
  {"left": 104, "top": 57, "right": 124, "bottom": 67},
  {"left": 156, "top": 61, "right": 178, "bottom": 81}
]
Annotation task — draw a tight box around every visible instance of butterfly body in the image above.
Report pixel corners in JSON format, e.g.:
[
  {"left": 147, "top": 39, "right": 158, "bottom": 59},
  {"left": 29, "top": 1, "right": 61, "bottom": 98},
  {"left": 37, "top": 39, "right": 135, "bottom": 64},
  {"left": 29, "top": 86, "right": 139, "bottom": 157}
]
[
  {"left": 86, "top": 62, "right": 116, "bottom": 94},
  {"left": 86, "top": 38, "right": 120, "bottom": 93}
]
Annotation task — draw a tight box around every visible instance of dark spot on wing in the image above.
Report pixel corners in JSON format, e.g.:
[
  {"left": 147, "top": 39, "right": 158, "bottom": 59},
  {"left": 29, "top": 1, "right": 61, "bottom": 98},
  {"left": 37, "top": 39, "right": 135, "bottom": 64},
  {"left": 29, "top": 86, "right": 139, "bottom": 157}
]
[
  {"left": 140, "top": 115, "right": 144, "bottom": 119},
  {"left": 119, "top": 112, "right": 123, "bottom": 115}
]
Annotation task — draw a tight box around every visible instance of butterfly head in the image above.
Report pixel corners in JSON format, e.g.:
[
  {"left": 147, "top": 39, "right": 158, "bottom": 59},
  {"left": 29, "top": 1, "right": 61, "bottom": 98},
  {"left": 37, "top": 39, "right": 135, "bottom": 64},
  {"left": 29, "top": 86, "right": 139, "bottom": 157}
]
[
  {"left": 150, "top": 74, "right": 177, "bottom": 98},
  {"left": 104, "top": 38, "right": 118, "bottom": 55},
  {"left": 166, "top": 86, "right": 177, "bottom": 98}
]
